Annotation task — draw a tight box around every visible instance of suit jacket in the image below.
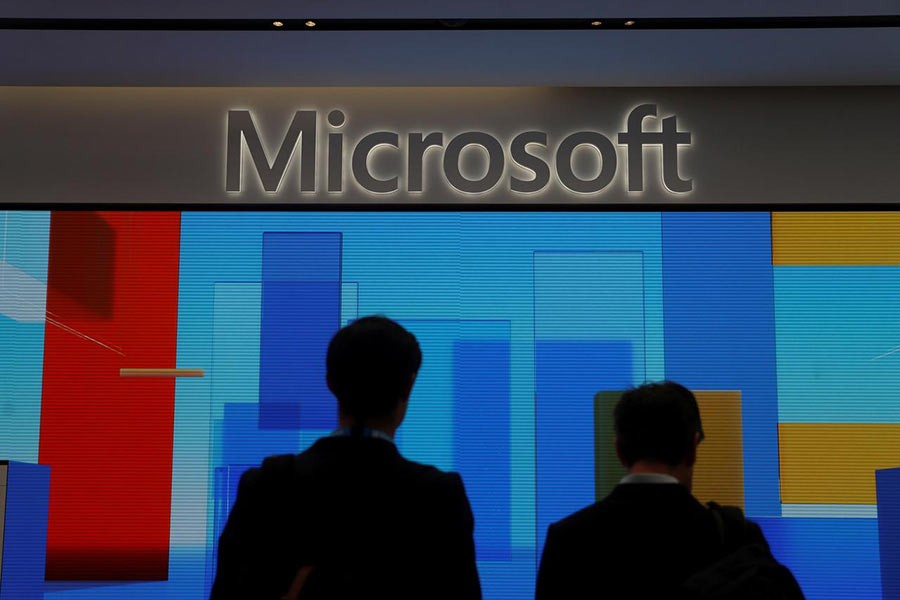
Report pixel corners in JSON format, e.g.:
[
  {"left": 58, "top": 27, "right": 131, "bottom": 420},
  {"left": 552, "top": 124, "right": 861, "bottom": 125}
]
[
  {"left": 209, "top": 435, "right": 482, "bottom": 600},
  {"left": 535, "top": 483, "right": 770, "bottom": 600}
]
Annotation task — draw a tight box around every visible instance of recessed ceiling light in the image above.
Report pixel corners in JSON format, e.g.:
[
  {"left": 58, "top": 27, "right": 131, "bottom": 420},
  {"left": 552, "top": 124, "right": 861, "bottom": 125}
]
[
  {"left": 624, "top": 20, "right": 636, "bottom": 27},
  {"left": 590, "top": 20, "right": 603, "bottom": 27},
  {"left": 272, "top": 21, "right": 284, "bottom": 28},
  {"left": 305, "top": 20, "right": 317, "bottom": 28}
]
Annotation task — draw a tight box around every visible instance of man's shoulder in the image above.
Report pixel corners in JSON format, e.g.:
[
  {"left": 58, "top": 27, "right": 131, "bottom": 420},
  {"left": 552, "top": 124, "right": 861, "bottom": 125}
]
[
  {"left": 248, "top": 439, "right": 464, "bottom": 494},
  {"left": 548, "top": 484, "right": 714, "bottom": 540}
]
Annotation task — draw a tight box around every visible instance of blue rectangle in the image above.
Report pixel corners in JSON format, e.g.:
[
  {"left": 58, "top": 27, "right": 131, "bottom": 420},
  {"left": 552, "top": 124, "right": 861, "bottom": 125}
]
[
  {"left": 222, "top": 403, "right": 301, "bottom": 467},
  {"left": 1, "top": 462, "right": 49, "bottom": 600},
  {"left": 535, "top": 341, "right": 632, "bottom": 555},
  {"left": 877, "top": 467, "right": 900, "bottom": 600},
  {"left": 206, "top": 464, "right": 253, "bottom": 597},
  {"left": 260, "top": 232, "right": 341, "bottom": 429},
  {"left": 661, "top": 213, "right": 780, "bottom": 516},
  {"left": 454, "top": 338, "right": 511, "bottom": 561},
  {"left": 756, "top": 516, "right": 881, "bottom": 600}
]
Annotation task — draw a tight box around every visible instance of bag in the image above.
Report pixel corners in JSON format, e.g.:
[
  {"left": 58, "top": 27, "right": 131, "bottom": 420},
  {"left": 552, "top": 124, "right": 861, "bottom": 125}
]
[{"left": 681, "top": 503, "right": 806, "bottom": 600}]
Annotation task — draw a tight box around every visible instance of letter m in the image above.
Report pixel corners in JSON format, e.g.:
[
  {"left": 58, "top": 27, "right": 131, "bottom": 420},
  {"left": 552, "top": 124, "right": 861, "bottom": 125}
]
[{"left": 226, "top": 110, "right": 317, "bottom": 192}]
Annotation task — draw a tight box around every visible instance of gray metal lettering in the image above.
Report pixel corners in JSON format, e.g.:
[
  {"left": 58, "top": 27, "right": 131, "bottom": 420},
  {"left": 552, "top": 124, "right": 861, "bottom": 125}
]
[
  {"left": 556, "top": 132, "right": 617, "bottom": 193},
  {"left": 510, "top": 131, "right": 550, "bottom": 193},
  {"left": 225, "top": 110, "right": 317, "bottom": 193},
  {"left": 352, "top": 131, "right": 400, "bottom": 193},
  {"left": 443, "top": 132, "right": 504, "bottom": 194}
]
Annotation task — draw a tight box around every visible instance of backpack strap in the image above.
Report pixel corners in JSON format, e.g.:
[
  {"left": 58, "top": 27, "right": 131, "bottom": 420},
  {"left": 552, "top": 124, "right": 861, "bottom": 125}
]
[
  {"left": 282, "top": 565, "right": 316, "bottom": 600},
  {"left": 706, "top": 501, "right": 749, "bottom": 553}
]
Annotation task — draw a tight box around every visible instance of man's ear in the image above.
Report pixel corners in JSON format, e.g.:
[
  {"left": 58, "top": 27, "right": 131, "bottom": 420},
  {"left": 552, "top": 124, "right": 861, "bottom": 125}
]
[
  {"left": 326, "top": 373, "right": 336, "bottom": 395},
  {"left": 402, "top": 372, "right": 417, "bottom": 400},
  {"left": 615, "top": 438, "right": 628, "bottom": 468},
  {"left": 684, "top": 432, "right": 700, "bottom": 467}
]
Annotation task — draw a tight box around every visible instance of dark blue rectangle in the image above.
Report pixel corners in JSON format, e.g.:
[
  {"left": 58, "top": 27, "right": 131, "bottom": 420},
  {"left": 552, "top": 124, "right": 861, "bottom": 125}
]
[
  {"left": 877, "top": 467, "right": 900, "bottom": 600},
  {"left": 1, "top": 462, "right": 49, "bottom": 600},
  {"left": 756, "top": 516, "right": 881, "bottom": 600},
  {"left": 262, "top": 232, "right": 342, "bottom": 283},
  {"left": 535, "top": 341, "right": 632, "bottom": 556},
  {"left": 222, "top": 403, "right": 300, "bottom": 467},
  {"left": 260, "top": 232, "right": 341, "bottom": 429},
  {"left": 454, "top": 339, "right": 511, "bottom": 561},
  {"left": 661, "top": 213, "right": 780, "bottom": 516}
]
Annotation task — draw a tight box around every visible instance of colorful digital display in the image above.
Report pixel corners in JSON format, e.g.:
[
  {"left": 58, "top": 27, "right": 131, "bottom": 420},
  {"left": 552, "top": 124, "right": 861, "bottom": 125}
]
[{"left": 1, "top": 209, "right": 899, "bottom": 599}]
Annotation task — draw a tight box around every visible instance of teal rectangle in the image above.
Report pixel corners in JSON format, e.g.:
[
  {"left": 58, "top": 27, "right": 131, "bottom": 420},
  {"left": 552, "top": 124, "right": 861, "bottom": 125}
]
[
  {"left": 0, "top": 211, "right": 49, "bottom": 463},
  {"left": 775, "top": 266, "right": 900, "bottom": 422},
  {"left": 211, "top": 284, "right": 261, "bottom": 415}
]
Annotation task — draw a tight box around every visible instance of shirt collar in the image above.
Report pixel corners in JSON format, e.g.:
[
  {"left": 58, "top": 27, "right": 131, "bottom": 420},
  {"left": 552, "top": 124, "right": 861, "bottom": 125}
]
[
  {"left": 619, "top": 472, "right": 680, "bottom": 485},
  {"left": 330, "top": 426, "right": 395, "bottom": 445}
]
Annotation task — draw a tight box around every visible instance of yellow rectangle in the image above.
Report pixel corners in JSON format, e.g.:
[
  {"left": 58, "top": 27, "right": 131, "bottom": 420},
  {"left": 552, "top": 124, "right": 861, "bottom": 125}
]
[
  {"left": 693, "top": 391, "right": 745, "bottom": 509},
  {"left": 120, "top": 368, "right": 205, "bottom": 378},
  {"left": 779, "top": 423, "right": 900, "bottom": 504},
  {"left": 772, "top": 212, "right": 900, "bottom": 266}
]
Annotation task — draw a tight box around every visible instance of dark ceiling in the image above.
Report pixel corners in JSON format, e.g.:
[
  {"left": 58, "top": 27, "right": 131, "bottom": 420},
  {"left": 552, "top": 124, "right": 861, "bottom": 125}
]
[{"left": 2, "top": 0, "right": 899, "bottom": 86}]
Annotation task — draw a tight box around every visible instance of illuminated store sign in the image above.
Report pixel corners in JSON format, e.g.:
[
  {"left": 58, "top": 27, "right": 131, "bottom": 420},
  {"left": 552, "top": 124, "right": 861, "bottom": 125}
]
[
  {"left": 225, "top": 104, "right": 693, "bottom": 196},
  {"left": 2, "top": 86, "right": 898, "bottom": 206}
]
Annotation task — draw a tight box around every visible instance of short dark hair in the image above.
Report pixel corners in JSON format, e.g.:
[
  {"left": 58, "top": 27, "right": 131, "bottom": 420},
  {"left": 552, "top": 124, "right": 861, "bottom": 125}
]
[
  {"left": 326, "top": 316, "right": 422, "bottom": 420},
  {"left": 613, "top": 381, "right": 704, "bottom": 467}
]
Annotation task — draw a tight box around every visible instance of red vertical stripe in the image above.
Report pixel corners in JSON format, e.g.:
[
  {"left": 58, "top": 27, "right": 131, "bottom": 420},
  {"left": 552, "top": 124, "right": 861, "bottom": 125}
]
[{"left": 39, "top": 211, "right": 181, "bottom": 581}]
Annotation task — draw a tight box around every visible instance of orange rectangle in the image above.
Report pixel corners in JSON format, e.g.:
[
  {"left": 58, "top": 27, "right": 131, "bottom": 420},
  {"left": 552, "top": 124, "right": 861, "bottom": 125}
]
[
  {"left": 772, "top": 212, "right": 900, "bottom": 266},
  {"left": 779, "top": 423, "right": 900, "bottom": 504},
  {"left": 693, "top": 391, "right": 745, "bottom": 509}
]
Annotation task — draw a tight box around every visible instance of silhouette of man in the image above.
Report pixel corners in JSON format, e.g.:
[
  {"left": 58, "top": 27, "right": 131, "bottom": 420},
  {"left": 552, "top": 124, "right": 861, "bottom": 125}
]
[
  {"left": 210, "top": 316, "right": 482, "bottom": 600},
  {"left": 535, "top": 381, "right": 776, "bottom": 599}
]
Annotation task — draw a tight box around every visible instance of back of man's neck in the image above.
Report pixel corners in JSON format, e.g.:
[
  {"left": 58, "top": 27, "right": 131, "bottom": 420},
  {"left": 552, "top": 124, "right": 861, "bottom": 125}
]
[{"left": 628, "top": 460, "right": 691, "bottom": 488}]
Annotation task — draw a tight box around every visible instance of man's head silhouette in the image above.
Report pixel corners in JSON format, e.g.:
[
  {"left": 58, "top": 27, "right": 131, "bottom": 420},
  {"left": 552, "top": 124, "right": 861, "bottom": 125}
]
[
  {"left": 613, "top": 381, "right": 704, "bottom": 488},
  {"left": 326, "top": 315, "right": 422, "bottom": 436}
]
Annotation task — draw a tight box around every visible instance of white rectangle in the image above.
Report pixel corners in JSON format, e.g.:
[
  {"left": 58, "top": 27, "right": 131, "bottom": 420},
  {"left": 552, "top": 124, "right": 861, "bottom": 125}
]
[
  {"left": 781, "top": 503, "right": 879, "bottom": 519},
  {"left": 0, "top": 261, "right": 46, "bottom": 323}
]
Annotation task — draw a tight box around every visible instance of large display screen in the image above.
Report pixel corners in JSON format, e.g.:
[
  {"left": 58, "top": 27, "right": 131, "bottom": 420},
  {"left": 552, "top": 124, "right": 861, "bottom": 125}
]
[{"left": 2, "top": 209, "right": 898, "bottom": 600}]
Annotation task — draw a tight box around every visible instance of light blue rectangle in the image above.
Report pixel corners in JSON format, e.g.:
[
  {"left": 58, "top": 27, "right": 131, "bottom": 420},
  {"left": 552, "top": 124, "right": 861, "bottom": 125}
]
[
  {"left": 0, "top": 321, "right": 44, "bottom": 463},
  {"left": 0, "top": 211, "right": 50, "bottom": 281},
  {"left": 396, "top": 320, "right": 457, "bottom": 471},
  {"left": 534, "top": 252, "right": 646, "bottom": 382},
  {"left": 775, "top": 267, "right": 900, "bottom": 422},
  {"left": 341, "top": 282, "right": 359, "bottom": 325}
]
